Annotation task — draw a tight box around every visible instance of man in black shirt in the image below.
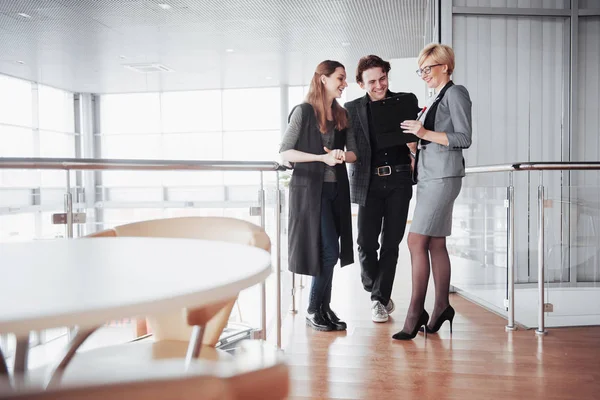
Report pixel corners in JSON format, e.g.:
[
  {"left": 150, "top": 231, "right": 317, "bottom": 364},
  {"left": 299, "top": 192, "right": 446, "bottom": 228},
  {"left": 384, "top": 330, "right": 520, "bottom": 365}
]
[{"left": 345, "top": 55, "right": 415, "bottom": 323}]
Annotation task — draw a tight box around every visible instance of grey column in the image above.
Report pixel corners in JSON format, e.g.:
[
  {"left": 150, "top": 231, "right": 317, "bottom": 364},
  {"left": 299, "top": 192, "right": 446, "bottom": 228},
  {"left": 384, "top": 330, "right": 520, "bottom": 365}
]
[
  {"left": 280, "top": 84, "right": 289, "bottom": 138},
  {"left": 568, "top": 0, "right": 579, "bottom": 285},
  {"left": 78, "top": 93, "right": 97, "bottom": 235}
]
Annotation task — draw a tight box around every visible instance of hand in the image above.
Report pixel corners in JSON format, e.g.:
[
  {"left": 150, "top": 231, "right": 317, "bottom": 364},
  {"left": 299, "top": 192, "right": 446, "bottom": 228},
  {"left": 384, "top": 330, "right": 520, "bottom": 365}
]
[
  {"left": 324, "top": 147, "right": 345, "bottom": 161},
  {"left": 321, "top": 148, "right": 344, "bottom": 167},
  {"left": 407, "top": 142, "right": 417, "bottom": 153},
  {"left": 401, "top": 120, "right": 427, "bottom": 138}
]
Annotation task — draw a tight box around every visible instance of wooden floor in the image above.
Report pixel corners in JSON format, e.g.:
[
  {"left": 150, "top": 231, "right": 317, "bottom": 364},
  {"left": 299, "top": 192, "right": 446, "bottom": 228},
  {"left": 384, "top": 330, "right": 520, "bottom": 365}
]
[{"left": 280, "top": 244, "right": 600, "bottom": 400}]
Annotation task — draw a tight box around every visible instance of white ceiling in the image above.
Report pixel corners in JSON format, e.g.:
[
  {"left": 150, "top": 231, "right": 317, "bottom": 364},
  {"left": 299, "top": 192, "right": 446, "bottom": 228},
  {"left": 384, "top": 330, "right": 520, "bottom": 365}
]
[{"left": 0, "top": 0, "right": 428, "bottom": 93}]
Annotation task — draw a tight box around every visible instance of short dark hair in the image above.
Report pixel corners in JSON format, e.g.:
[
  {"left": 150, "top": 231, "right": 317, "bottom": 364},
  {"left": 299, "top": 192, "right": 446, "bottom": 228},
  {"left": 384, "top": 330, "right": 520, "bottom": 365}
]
[{"left": 355, "top": 55, "right": 391, "bottom": 83}]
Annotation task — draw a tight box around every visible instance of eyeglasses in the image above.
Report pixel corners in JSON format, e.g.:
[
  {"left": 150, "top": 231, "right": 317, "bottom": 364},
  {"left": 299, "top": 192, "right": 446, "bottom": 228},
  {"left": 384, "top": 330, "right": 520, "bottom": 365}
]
[{"left": 416, "top": 64, "right": 442, "bottom": 77}]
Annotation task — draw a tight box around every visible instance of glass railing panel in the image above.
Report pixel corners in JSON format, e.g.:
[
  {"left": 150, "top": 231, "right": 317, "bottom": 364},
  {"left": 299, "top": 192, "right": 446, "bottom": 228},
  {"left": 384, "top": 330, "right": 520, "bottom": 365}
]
[
  {"left": 0, "top": 183, "right": 83, "bottom": 242},
  {"left": 0, "top": 166, "right": 289, "bottom": 366},
  {"left": 0, "top": 213, "right": 36, "bottom": 242},
  {"left": 0, "top": 172, "right": 86, "bottom": 367},
  {"left": 448, "top": 177, "right": 509, "bottom": 316},
  {"left": 90, "top": 169, "right": 287, "bottom": 345},
  {"left": 542, "top": 183, "right": 600, "bottom": 328}
]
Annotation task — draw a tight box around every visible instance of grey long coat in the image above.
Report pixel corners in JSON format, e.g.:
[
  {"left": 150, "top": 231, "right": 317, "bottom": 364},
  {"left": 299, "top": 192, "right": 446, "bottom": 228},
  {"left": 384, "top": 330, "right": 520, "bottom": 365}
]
[{"left": 286, "top": 103, "right": 354, "bottom": 277}]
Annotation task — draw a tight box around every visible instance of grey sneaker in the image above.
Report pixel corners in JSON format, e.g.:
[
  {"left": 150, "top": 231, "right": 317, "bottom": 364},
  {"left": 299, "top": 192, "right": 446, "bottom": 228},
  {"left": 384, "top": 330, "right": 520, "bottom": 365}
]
[
  {"left": 371, "top": 301, "right": 389, "bottom": 323},
  {"left": 385, "top": 299, "right": 395, "bottom": 314}
]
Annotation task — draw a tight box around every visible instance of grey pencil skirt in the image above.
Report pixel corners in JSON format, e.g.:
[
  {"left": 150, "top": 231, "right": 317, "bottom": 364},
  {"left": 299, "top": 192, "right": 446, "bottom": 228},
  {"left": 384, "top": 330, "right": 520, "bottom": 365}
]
[{"left": 410, "top": 177, "right": 462, "bottom": 237}]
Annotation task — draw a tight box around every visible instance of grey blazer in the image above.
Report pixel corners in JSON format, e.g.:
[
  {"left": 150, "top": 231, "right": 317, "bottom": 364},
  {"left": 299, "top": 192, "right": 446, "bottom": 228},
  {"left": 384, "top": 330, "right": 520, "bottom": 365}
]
[{"left": 417, "top": 84, "right": 472, "bottom": 181}]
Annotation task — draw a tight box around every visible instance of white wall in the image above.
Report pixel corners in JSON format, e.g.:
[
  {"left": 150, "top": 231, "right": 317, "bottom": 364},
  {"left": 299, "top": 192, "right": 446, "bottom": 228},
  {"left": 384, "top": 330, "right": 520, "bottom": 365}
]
[
  {"left": 448, "top": 2, "right": 600, "bottom": 296},
  {"left": 389, "top": 57, "right": 428, "bottom": 106},
  {"left": 572, "top": 16, "right": 600, "bottom": 282},
  {"left": 452, "top": 13, "right": 568, "bottom": 284}
]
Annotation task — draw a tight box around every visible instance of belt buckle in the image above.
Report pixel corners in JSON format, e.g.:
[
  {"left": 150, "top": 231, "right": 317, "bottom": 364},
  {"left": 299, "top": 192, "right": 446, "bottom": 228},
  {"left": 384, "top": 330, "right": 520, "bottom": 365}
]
[{"left": 377, "top": 166, "right": 392, "bottom": 176}]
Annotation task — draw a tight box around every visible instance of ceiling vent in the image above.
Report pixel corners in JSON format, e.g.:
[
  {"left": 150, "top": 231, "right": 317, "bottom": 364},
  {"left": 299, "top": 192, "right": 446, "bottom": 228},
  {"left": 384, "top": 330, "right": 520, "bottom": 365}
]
[{"left": 123, "top": 63, "right": 174, "bottom": 73}]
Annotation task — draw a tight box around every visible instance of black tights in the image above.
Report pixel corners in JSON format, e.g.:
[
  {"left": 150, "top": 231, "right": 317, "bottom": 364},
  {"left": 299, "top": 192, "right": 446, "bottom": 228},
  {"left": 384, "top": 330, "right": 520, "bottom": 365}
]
[{"left": 401, "top": 232, "right": 452, "bottom": 333}]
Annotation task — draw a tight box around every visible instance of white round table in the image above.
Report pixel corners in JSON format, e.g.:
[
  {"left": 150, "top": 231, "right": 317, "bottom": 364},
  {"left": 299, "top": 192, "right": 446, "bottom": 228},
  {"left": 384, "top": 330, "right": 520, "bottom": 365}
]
[{"left": 0, "top": 237, "right": 272, "bottom": 337}]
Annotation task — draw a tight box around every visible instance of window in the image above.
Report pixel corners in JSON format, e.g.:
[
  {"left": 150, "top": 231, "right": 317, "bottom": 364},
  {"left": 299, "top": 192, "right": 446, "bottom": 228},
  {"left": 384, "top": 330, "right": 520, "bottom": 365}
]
[
  {"left": 161, "top": 90, "right": 222, "bottom": 133},
  {"left": 38, "top": 85, "right": 74, "bottom": 133},
  {"left": 94, "top": 87, "right": 288, "bottom": 227},
  {"left": 288, "top": 86, "right": 308, "bottom": 114},
  {"left": 0, "top": 76, "right": 76, "bottom": 243},
  {"left": 222, "top": 88, "right": 280, "bottom": 131},
  {"left": 99, "top": 93, "right": 161, "bottom": 135},
  {"left": 0, "top": 77, "right": 36, "bottom": 188},
  {"left": 38, "top": 85, "right": 77, "bottom": 189},
  {"left": 0, "top": 75, "right": 32, "bottom": 127}
]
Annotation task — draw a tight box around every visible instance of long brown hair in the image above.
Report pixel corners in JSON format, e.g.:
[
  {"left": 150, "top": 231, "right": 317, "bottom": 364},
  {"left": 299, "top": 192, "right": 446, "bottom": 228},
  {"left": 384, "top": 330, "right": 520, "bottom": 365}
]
[{"left": 305, "top": 60, "right": 348, "bottom": 133}]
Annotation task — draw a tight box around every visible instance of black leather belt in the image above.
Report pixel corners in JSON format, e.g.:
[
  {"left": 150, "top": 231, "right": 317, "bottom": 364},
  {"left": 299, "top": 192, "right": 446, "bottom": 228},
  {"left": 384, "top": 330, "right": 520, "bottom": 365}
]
[{"left": 372, "top": 164, "right": 411, "bottom": 176}]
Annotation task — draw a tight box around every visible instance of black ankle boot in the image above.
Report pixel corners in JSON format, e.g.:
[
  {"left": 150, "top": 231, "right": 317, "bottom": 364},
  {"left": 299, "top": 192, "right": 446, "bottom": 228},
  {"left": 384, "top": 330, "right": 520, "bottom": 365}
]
[
  {"left": 322, "top": 306, "right": 347, "bottom": 331},
  {"left": 306, "top": 309, "right": 333, "bottom": 331}
]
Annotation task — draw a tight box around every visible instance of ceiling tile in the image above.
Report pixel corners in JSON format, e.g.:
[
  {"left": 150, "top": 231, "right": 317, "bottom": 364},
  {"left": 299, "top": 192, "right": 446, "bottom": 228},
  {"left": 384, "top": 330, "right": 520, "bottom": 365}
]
[{"left": 0, "top": 0, "right": 428, "bottom": 93}]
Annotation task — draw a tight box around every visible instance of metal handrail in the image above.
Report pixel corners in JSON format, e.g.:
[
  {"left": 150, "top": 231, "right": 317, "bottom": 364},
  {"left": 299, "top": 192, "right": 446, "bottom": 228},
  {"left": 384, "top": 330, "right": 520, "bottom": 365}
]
[
  {"left": 465, "top": 161, "right": 600, "bottom": 174},
  {"left": 4, "top": 157, "right": 598, "bottom": 337},
  {"left": 463, "top": 161, "right": 600, "bottom": 335},
  {"left": 0, "top": 157, "right": 287, "bottom": 172}
]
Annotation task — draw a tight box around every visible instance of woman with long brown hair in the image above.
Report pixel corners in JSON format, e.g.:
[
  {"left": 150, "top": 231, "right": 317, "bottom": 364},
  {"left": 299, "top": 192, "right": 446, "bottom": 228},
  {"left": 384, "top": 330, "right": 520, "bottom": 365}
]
[{"left": 280, "top": 60, "right": 358, "bottom": 331}]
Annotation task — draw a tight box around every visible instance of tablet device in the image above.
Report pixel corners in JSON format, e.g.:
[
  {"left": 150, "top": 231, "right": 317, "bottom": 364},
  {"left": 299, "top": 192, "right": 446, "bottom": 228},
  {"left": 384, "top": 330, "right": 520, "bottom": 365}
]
[{"left": 369, "top": 93, "right": 421, "bottom": 148}]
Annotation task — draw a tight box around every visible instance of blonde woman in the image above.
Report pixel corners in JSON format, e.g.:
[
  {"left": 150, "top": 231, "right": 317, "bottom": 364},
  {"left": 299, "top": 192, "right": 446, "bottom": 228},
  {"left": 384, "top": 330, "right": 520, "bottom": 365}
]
[{"left": 393, "top": 44, "right": 472, "bottom": 340}]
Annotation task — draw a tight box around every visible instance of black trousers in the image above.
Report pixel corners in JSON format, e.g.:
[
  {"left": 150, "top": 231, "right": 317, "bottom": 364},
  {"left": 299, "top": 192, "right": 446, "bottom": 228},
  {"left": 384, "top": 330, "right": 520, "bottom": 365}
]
[{"left": 357, "top": 169, "right": 413, "bottom": 304}]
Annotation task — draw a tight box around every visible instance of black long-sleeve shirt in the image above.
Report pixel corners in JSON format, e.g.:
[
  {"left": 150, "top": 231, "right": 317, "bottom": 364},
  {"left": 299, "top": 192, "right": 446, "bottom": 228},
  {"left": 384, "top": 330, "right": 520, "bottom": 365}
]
[{"left": 367, "top": 94, "right": 411, "bottom": 168}]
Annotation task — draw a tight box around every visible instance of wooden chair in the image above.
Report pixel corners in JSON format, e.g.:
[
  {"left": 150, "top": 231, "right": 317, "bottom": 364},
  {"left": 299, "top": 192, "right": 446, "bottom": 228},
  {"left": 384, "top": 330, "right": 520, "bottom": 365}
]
[{"left": 43, "top": 217, "right": 271, "bottom": 386}]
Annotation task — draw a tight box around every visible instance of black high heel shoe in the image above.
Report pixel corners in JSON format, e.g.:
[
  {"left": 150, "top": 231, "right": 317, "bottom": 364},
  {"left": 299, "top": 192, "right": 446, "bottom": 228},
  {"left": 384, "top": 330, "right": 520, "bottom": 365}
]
[
  {"left": 392, "top": 310, "right": 429, "bottom": 341},
  {"left": 421, "top": 305, "right": 455, "bottom": 334}
]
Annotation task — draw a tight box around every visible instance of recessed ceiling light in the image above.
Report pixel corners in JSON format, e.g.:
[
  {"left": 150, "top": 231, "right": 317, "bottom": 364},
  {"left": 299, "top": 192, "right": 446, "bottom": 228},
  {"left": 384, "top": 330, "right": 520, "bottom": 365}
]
[
  {"left": 119, "top": 55, "right": 127, "bottom": 59},
  {"left": 341, "top": 41, "right": 351, "bottom": 47},
  {"left": 16, "top": 60, "right": 25, "bottom": 64},
  {"left": 123, "top": 63, "right": 174, "bottom": 73},
  {"left": 158, "top": 3, "right": 172, "bottom": 10},
  {"left": 17, "top": 13, "right": 32, "bottom": 19},
  {"left": 265, "top": 76, "right": 272, "bottom": 80},
  {"left": 225, "top": 49, "right": 234, "bottom": 53}
]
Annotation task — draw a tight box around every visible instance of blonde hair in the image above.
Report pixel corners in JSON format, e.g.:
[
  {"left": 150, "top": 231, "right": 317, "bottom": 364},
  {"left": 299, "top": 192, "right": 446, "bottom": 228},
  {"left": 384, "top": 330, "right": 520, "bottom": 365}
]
[
  {"left": 418, "top": 43, "right": 455, "bottom": 75},
  {"left": 305, "top": 60, "right": 348, "bottom": 133}
]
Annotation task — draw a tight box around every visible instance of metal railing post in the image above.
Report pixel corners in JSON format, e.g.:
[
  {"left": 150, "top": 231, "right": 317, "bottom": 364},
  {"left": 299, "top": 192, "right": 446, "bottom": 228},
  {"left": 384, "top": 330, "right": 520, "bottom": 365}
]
[
  {"left": 64, "top": 170, "right": 77, "bottom": 342},
  {"left": 13, "top": 336, "right": 29, "bottom": 388},
  {"left": 290, "top": 273, "right": 297, "bottom": 314},
  {"left": 275, "top": 171, "right": 282, "bottom": 348},
  {"left": 0, "top": 345, "right": 8, "bottom": 377},
  {"left": 536, "top": 172, "right": 548, "bottom": 336},
  {"left": 506, "top": 172, "right": 517, "bottom": 331},
  {"left": 64, "top": 170, "right": 73, "bottom": 239},
  {"left": 259, "top": 172, "right": 267, "bottom": 341}
]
